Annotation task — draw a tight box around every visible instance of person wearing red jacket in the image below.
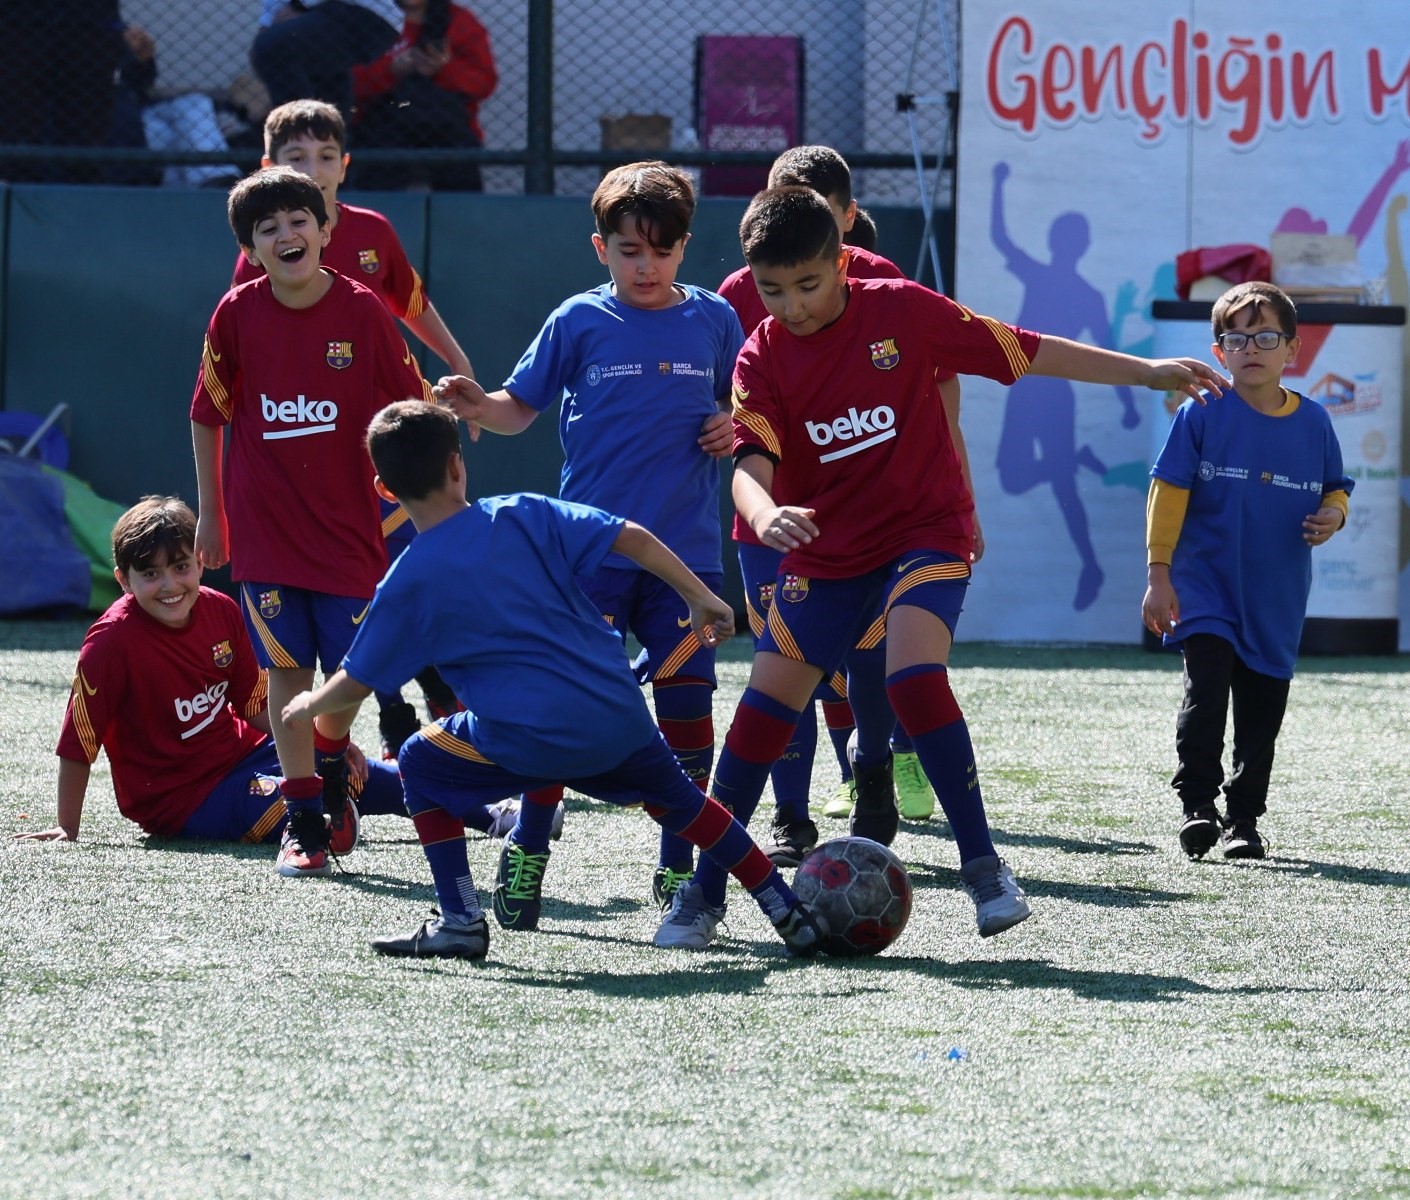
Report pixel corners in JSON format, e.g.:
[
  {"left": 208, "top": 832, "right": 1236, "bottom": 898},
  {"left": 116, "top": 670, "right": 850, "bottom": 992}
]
[{"left": 351, "top": 0, "right": 497, "bottom": 191}]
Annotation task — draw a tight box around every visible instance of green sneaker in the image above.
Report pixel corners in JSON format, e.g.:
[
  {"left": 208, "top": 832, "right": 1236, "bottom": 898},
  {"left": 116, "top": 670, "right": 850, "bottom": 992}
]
[
  {"left": 821, "top": 778, "right": 855, "bottom": 819},
  {"left": 651, "top": 865, "right": 695, "bottom": 911},
  {"left": 893, "top": 750, "right": 936, "bottom": 820},
  {"left": 492, "top": 840, "right": 550, "bottom": 930}
]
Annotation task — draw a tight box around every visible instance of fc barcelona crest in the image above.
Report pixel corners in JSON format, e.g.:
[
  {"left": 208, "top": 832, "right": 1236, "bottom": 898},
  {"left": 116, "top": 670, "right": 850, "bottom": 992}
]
[
  {"left": 357, "top": 248, "right": 380, "bottom": 274},
  {"left": 326, "top": 340, "right": 354, "bottom": 369},
  {"left": 869, "top": 338, "right": 900, "bottom": 370},
  {"left": 259, "top": 589, "right": 282, "bottom": 619},
  {"left": 249, "top": 776, "right": 279, "bottom": 797},
  {"left": 780, "top": 574, "right": 810, "bottom": 603},
  {"left": 211, "top": 640, "right": 234, "bottom": 669},
  {"left": 759, "top": 582, "right": 775, "bottom": 610}
]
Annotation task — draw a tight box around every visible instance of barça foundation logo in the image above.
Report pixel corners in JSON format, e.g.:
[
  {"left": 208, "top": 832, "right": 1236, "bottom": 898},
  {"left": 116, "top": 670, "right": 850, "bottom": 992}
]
[
  {"left": 780, "top": 574, "right": 810, "bottom": 603},
  {"left": 258, "top": 589, "right": 282, "bottom": 619},
  {"left": 357, "top": 249, "right": 380, "bottom": 274},
  {"left": 211, "top": 640, "right": 234, "bottom": 668},
  {"left": 326, "top": 340, "right": 354, "bottom": 369},
  {"left": 869, "top": 338, "right": 900, "bottom": 370}
]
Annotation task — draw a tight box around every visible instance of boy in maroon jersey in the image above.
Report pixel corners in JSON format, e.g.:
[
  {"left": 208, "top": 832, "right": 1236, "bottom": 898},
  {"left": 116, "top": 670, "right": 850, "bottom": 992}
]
[
  {"left": 230, "top": 99, "right": 470, "bottom": 755},
  {"left": 192, "top": 167, "right": 434, "bottom": 878},
  {"left": 717, "top": 146, "right": 974, "bottom": 866},
  {"left": 13, "top": 497, "right": 406, "bottom": 846},
  {"left": 655, "top": 186, "right": 1228, "bottom": 949}
]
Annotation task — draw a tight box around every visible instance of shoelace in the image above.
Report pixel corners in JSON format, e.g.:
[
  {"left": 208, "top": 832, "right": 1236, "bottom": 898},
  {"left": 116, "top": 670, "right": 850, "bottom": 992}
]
[
  {"left": 503, "top": 846, "right": 548, "bottom": 898},
  {"left": 964, "top": 869, "right": 1005, "bottom": 904},
  {"left": 657, "top": 867, "right": 693, "bottom": 898}
]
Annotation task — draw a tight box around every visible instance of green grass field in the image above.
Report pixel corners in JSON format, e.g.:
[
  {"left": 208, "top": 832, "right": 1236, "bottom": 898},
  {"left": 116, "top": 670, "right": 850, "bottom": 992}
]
[{"left": 4, "top": 619, "right": 1410, "bottom": 1199}]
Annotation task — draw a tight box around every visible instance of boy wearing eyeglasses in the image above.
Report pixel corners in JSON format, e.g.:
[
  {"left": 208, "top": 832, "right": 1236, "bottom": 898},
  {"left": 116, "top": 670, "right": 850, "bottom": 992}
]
[{"left": 1143, "top": 281, "right": 1353, "bottom": 862}]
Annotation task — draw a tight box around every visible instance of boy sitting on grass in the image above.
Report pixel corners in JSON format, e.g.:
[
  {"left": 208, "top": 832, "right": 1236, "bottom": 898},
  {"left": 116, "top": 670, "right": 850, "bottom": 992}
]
[
  {"left": 280, "top": 400, "right": 826, "bottom": 961},
  {"left": 14, "top": 497, "right": 405, "bottom": 846}
]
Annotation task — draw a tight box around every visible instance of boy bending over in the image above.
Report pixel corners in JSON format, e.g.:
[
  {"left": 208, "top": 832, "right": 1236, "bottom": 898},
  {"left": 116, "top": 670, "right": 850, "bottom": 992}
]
[{"left": 281, "top": 401, "right": 826, "bottom": 961}]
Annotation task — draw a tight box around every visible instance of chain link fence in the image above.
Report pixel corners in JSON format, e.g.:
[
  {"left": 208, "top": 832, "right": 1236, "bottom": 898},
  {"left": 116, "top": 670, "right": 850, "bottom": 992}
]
[{"left": 0, "top": 0, "right": 958, "bottom": 208}]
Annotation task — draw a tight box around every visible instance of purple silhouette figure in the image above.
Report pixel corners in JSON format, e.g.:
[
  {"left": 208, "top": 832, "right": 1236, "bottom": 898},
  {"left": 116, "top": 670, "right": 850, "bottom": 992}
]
[
  {"left": 1276, "top": 138, "right": 1410, "bottom": 245},
  {"left": 990, "top": 160, "right": 1139, "bottom": 612}
]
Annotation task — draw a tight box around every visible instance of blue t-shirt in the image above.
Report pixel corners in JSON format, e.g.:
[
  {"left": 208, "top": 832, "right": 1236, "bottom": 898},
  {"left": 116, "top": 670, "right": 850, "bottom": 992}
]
[
  {"left": 341, "top": 494, "right": 661, "bottom": 777},
  {"left": 503, "top": 283, "right": 744, "bottom": 575},
  {"left": 1151, "top": 390, "right": 1354, "bottom": 678}
]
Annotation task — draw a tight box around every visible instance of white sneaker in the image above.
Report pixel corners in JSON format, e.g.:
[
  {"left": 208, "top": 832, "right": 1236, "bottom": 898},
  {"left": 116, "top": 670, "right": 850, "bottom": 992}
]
[
  {"left": 485, "top": 796, "right": 565, "bottom": 841},
  {"left": 653, "top": 882, "right": 726, "bottom": 949},
  {"left": 959, "top": 855, "right": 1031, "bottom": 938}
]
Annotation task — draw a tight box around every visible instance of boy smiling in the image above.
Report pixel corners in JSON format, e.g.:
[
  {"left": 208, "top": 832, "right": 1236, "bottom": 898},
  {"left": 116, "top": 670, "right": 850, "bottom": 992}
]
[{"left": 192, "top": 166, "right": 432, "bottom": 877}]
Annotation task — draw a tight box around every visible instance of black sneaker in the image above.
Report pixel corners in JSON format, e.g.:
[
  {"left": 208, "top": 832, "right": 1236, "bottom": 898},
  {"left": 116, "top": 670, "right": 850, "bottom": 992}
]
[
  {"left": 492, "top": 840, "right": 550, "bottom": 930},
  {"left": 1178, "top": 805, "right": 1223, "bottom": 860},
  {"left": 378, "top": 700, "right": 421, "bottom": 761},
  {"left": 651, "top": 865, "right": 695, "bottom": 911},
  {"left": 848, "top": 754, "right": 899, "bottom": 846},
  {"left": 371, "top": 909, "right": 489, "bottom": 959},
  {"left": 1222, "top": 818, "right": 1266, "bottom": 860},
  {"left": 766, "top": 818, "right": 819, "bottom": 868},
  {"left": 772, "top": 901, "right": 829, "bottom": 957}
]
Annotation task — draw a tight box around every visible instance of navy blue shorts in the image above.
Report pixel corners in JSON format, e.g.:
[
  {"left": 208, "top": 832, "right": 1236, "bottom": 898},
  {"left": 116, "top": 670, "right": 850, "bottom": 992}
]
[
  {"left": 579, "top": 566, "right": 722, "bottom": 686},
  {"left": 240, "top": 582, "right": 370, "bottom": 673}
]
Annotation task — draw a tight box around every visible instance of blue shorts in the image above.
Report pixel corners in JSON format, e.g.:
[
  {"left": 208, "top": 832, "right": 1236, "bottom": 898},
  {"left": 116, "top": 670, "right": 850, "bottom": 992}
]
[
  {"left": 240, "top": 582, "right": 370, "bottom": 673},
  {"left": 397, "top": 714, "right": 705, "bottom": 819},
  {"left": 759, "top": 550, "right": 969, "bottom": 675},
  {"left": 181, "top": 739, "right": 407, "bottom": 842},
  {"left": 579, "top": 566, "right": 721, "bottom": 686},
  {"left": 738, "top": 542, "right": 848, "bottom": 701},
  {"left": 382, "top": 497, "right": 415, "bottom": 561}
]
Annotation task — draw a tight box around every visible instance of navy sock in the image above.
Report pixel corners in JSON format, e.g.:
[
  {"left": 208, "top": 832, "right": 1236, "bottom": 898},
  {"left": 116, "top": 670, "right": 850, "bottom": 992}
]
[
  {"left": 411, "top": 807, "right": 480, "bottom": 919},
  {"left": 769, "top": 701, "right": 817, "bottom": 825},
  {"left": 652, "top": 676, "right": 714, "bottom": 872},
  {"left": 694, "top": 687, "right": 802, "bottom": 907},
  {"left": 844, "top": 645, "right": 895, "bottom": 767},
  {"left": 887, "top": 664, "right": 996, "bottom": 862}
]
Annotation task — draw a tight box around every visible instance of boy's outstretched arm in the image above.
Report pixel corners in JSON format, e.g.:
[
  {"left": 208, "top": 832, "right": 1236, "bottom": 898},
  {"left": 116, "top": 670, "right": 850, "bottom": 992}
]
[
  {"left": 732, "top": 454, "right": 818, "bottom": 553},
  {"left": 404, "top": 301, "right": 475, "bottom": 379},
  {"left": 281, "top": 670, "right": 374, "bottom": 731},
  {"left": 612, "top": 521, "right": 735, "bottom": 647},
  {"left": 1030, "top": 336, "right": 1229, "bottom": 405},
  {"left": 191, "top": 422, "right": 229, "bottom": 569},
  {"left": 433, "top": 376, "right": 538, "bottom": 441},
  {"left": 14, "top": 758, "right": 90, "bottom": 842}
]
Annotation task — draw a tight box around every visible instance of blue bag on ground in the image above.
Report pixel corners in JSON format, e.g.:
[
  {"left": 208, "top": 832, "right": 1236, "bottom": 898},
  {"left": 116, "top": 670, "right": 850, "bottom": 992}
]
[{"left": 0, "top": 455, "right": 92, "bottom": 614}]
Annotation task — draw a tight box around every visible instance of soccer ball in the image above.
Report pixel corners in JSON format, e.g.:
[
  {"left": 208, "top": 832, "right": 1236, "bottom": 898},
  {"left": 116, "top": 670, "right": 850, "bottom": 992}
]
[{"left": 793, "top": 836, "right": 913, "bottom": 957}]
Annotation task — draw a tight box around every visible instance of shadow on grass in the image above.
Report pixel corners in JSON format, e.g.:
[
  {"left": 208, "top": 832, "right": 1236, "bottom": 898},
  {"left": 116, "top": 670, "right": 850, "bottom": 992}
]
[
  {"left": 904, "top": 821, "right": 1158, "bottom": 858},
  {"left": 903, "top": 956, "right": 1295, "bottom": 1001},
  {"left": 905, "top": 861, "right": 1194, "bottom": 909},
  {"left": 1262, "top": 855, "right": 1410, "bottom": 889}
]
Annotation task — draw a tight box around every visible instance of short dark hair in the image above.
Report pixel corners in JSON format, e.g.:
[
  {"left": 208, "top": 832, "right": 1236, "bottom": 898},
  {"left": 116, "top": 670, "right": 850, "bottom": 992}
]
[
  {"left": 740, "top": 186, "right": 841, "bottom": 268},
  {"left": 767, "top": 145, "right": 854, "bottom": 208},
  {"left": 227, "top": 166, "right": 328, "bottom": 249},
  {"left": 264, "top": 99, "right": 346, "bottom": 159},
  {"left": 1212, "top": 281, "right": 1297, "bottom": 339},
  {"left": 591, "top": 160, "right": 695, "bottom": 249},
  {"left": 844, "top": 205, "right": 878, "bottom": 252},
  {"left": 367, "top": 401, "right": 461, "bottom": 501},
  {"left": 112, "top": 496, "right": 196, "bottom": 576}
]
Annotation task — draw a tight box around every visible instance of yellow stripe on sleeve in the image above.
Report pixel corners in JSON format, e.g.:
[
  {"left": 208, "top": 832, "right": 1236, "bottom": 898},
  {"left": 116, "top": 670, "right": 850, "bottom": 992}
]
[{"left": 1146, "top": 477, "right": 1190, "bottom": 565}]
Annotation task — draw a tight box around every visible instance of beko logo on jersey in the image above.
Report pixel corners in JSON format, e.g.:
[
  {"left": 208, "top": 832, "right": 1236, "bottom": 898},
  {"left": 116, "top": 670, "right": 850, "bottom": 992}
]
[
  {"left": 175, "top": 681, "right": 229, "bottom": 739},
  {"left": 261, "top": 394, "right": 338, "bottom": 439},
  {"left": 805, "top": 405, "right": 897, "bottom": 462}
]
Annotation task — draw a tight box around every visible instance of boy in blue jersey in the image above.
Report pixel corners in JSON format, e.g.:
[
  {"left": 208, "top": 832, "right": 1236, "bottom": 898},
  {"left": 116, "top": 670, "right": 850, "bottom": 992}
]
[
  {"left": 1143, "top": 282, "right": 1353, "bottom": 861},
  {"left": 280, "top": 400, "right": 825, "bottom": 960},
  {"left": 434, "top": 161, "right": 743, "bottom": 914}
]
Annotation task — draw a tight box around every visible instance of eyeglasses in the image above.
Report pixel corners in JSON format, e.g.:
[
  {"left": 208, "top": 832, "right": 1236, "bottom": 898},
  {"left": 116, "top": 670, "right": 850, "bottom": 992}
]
[{"left": 1216, "top": 330, "right": 1293, "bottom": 352}]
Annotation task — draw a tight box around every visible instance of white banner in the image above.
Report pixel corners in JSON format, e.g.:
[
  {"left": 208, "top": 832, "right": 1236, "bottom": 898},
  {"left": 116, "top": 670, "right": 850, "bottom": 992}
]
[{"left": 956, "top": 0, "right": 1410, "bottom": 646}]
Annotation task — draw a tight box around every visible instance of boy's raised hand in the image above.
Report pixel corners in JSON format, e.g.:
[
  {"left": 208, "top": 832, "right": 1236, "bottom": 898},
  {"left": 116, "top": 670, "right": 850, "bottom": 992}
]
[
  {"left": 1142, "top": 357, "right": 1230, "bottom": 405},
  {"left": 432, "top": 375, "right": 485, "bottom": 441}
]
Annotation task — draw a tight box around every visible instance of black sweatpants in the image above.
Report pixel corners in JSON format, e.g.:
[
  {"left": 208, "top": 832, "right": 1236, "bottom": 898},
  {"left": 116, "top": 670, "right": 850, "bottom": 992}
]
[{"left": 1172, "top": 633, "right": 1290, "bottom": 822}]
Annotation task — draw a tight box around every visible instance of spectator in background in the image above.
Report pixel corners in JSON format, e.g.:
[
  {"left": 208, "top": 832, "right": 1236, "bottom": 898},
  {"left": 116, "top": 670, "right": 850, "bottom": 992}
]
[
  {"left": 0, "top": 0, "right": 124, "bottom": 184},
  {"left": 351, "top": 1, "right": 497, "bottom": 192},
  {"left": 109, "top": 25, "right": 240, "bottom": 190},
  {"left": 251, "top": 0, "right": 402, "bottom": 119}
]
